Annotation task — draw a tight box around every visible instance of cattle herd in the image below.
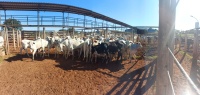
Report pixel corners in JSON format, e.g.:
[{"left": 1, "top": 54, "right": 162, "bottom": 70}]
[{"left": 20, "top": 34, "right": 143, "bottom": 64}]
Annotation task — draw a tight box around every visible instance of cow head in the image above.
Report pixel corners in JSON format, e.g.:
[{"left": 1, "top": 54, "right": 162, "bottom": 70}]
[{"left": 58, "top": 43, "right": 64, "bottom": 52}]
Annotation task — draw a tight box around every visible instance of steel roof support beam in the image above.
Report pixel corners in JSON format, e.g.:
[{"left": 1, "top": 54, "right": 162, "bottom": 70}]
[{"left": 62, "top": 12, "right": 65, "bottom": 29}]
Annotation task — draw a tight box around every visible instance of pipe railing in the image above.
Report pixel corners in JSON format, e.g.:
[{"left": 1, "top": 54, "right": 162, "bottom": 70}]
[
  {"left": 167, "top": 71, "right": 176, "bottom": 95},
  {"left": 168, "top": 47, "right": 200, "bottom": 95},
  {"left": 0, "top": 15, "right": 126, "bottom": 29}
]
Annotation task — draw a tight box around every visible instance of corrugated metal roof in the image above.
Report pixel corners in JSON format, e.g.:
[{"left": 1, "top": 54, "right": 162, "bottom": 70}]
[{"left": 0, "top": 1, "right": 135, "bottom": 29}]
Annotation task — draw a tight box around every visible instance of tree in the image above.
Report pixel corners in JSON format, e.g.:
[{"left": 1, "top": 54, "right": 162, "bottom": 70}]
[
  {"left": 59, "top": 28, "right": 67, "bottom": 31},
  {"left": 3, "top": 18, "right": 22, "bottom": 31}
]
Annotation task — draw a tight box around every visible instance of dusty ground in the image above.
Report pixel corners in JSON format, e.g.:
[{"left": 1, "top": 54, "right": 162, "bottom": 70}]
[{"left": 0, "top": 46, "right": 198, "bottom": 95}]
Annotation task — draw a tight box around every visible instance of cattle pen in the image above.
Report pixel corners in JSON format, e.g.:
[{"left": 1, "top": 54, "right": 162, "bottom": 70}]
[{"left": 0, "top": 1, "right": 200, "bottom": 95}]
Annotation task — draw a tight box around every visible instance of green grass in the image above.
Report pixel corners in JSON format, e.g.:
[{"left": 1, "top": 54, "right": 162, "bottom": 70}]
[
  {"left": 180, "top": 34, "right": 194, "bottom": 39},
  {"left": 179, "top": 50, "right": 193, "bottom": 59},
  {"left": 0, "top": 53, "right": 17, "bottom": 64},
  {"left": 0, "top": 57, "right": 3, "bottom": 63},
  {"left": 144, "top": 55, "right": 158, "bottom": 60}
]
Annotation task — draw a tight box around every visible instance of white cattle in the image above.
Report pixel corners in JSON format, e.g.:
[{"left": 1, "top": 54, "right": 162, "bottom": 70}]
[
  {"left": 29, "top": 38, "right": 49, "bottom": 61},
  {"left": 58, "top": 36, "right": 83, "bottom": 59},
  {"left": 46, "top": 36, "right": 61, "bottom": 57},
  {"left": 57, "top": 39, "right": 66, "bottom": 57},
  {"left": 80, "top": 38, "right": 92, "bottom": 62},
  {"left": 68, "top": 38, "right": 83, "bottom": 59},
  {"left": 20, "top": 39, "right": 32, "bottom": 56},
  {"left": 128, "top": 42, "right": 143, "bottom": 63},
  {"left": 0, "top": 36, "right": 4, "bottom": 48}
]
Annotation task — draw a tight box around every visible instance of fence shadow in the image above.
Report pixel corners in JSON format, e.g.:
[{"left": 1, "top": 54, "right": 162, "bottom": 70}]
[
  {"left": 106, "top": 59, "right": 156, "bottom": 95},
  {"left": 179, "top": 52, "right": 186, "bottom": 64}
]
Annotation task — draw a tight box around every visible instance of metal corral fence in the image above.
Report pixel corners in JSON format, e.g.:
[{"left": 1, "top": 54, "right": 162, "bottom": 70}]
[{"left": 168, "top": 47, "right": 200, "bottom": 95}]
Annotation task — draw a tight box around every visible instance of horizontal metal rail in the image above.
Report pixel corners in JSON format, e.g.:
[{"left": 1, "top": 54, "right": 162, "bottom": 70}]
[
  {"left": 0, "top": 15, "right": 126, "bottom": 29},
  {"left": 168, "top": 47, "right": 200, "bottom": 95},
  {"left": 167, "top": 71, "right": 176, "bottom": 95}
]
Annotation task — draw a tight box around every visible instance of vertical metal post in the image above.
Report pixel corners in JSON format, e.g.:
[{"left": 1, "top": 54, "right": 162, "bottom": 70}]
[
  {"left": 62, "top": 12, "right": 65, "bottom": 29},
  {"left": 94, "top": 18, "right": 97, "bottom": 36},
  {"left": 74, "top": 18, "right": 75, "bottom": 26},
  {"left": 105, "top": 28, "right": 108, "bottom": 38},
  {"left": 102, "top": 20, "right": 104, "bottom": 29},
  {"left": 84, "top": 15, "right": 86, "bottom": 35},
  {"left": 121, "top": 25, "right": 122, "bottom": 32},
  {"left": 131, "top": 28, "right": 134, "bottom": 42},
  {"left": 77, "top": 18, "right": 78, "bottom": 26},
  {"left": 115, "top": 24, "right": 116, "bottom": 31},
  {"left": 4, "top": 10, "right": 6, "bottom": 22},
  {"left": 41, "top": 16, "right": 43, "bottom": 25},
  {"left": 0, "top": 11, "right": 1, "bottom": 25},
  {"left": 72, "top": 27, "right": 74, "bottom": 38},
  {"left": 37, "top": 11, "right": 40, "bottom": 38},
  {"left": 43, "top": 27, "right": 45, "bottom": 39},
  {"left": 27, "top": 16, "right": 28, "bottom": 25},
  {"left": 53, "top": 16, "right": 55, "bottom": 25},
  {"left": 67, "top": 13, "right": 69, "bottom": 26}
]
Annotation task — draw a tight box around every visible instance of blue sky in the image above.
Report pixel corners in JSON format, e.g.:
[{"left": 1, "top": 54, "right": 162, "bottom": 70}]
[
  {"left": 1, "top": 0, "right": 199, "bottom": 31},
  {"left": 176, "top": 0, "right": 200, "bottom": 30},
  {"left": 0, "top": 0, "right": 159, "bottom": 31}
]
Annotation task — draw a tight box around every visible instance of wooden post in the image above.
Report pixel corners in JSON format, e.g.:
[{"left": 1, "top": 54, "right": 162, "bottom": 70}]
[
  {"left": 19, "top": 31, "right": 21, "bottom": 47},
  {"left": 12, "top": 28, "right": 16, "bottom": 50},
  {"left": 190, "top": 29, "right": 199, "bottom": 84},
  {"left": 16, "top": 30, "right": 19, "bottom": 48},
  {"left": 168, "top": 0, "right": 176, "bottom": 94},
  {"left": 7, "top": 27, "right": 9, "bottom": 55},
  {"left": 156, "top": 0, "right": 174, "bottom": 94},
  {"left": 178, "top": 33, "right": 181, "bottom": 50},
  {"left": 4, "top": 27, "right": 7, "bottom": 54},
  {"left": 184, "top": 32, "right": 188, "bottom": 51},
  {"left": 5, "top": 27, "right": 9, "bottom": 55},
  {"left": 43, "top": 27, "right": 45, "bottom": 39}
]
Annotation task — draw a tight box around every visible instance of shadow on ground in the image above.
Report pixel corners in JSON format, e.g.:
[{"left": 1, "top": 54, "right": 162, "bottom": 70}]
[
  {"left": 54, "top": 56, "right": 124, "bottom": 72},
  {"left": 4, "top": 53, "right": 125, "bottom": 71},
  {"left": 106, "top": 59, "right": 156, "bottom": 95}
]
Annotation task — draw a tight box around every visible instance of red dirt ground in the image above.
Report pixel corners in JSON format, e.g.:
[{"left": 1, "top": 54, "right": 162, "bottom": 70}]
[{"left": 0, "top": 46, "right": 198, "bottom": 95}]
